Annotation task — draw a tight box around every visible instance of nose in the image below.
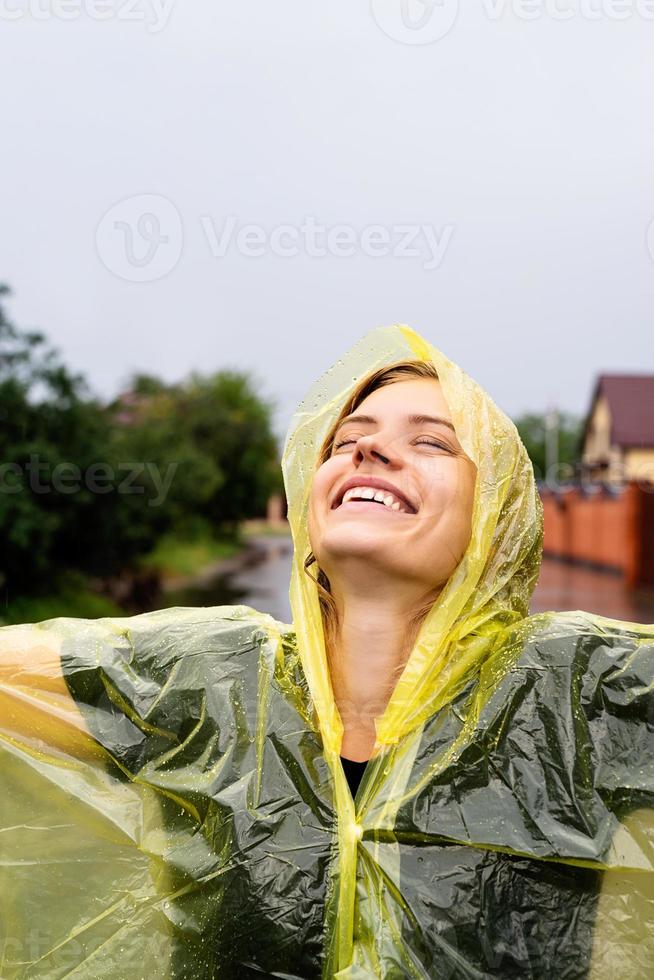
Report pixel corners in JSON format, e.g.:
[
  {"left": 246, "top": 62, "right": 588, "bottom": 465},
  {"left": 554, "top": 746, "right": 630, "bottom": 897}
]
[{"left": 352, "top": 432, "right": 393, "bottom": 466}]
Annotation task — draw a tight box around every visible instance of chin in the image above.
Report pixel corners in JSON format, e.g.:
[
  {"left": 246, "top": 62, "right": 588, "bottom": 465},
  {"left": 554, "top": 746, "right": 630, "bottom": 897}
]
[{"left": 321, "top": 526, "right": 390, "bottom": 561}]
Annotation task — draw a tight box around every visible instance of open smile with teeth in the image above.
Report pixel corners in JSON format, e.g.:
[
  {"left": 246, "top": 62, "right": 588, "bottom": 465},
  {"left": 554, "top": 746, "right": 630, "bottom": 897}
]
[{"left": 339, "top": 486, "right": 411, "bottom": 513}]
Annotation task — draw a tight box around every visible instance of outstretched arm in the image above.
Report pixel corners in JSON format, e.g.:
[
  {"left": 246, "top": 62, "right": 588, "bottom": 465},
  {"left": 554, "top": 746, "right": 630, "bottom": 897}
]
[
  {"left": 0, "top": 623, "right": 102, "bottom": 762},
  {"left": 587, "top": 810, "right": 654, "bottom": 977}
]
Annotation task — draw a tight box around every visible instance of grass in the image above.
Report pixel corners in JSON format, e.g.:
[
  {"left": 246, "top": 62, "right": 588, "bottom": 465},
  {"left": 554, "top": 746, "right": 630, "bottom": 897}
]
[
  {"left": 241, "top": 519, "right": 291, "bottom": 539},
  {"left": 135, "top": 529, "right": 243, "bottom": 579},
  {"left": 0, "top": 522, "right": 266, "bottom": 626}
]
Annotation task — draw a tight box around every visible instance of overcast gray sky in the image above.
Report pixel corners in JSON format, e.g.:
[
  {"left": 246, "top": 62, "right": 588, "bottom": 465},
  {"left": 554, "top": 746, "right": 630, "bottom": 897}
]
[{"left": 1, "top": 1, "right": 653, "bottom": 446}]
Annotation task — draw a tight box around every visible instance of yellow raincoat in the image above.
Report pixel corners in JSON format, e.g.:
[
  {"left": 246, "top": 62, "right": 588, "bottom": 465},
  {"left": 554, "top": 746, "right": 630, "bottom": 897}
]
[{"left": 1, "top": 324, "right": 654, "bottom": 979}]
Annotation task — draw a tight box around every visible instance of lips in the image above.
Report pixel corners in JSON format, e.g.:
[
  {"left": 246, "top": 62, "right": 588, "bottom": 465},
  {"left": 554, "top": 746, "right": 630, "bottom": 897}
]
[{"left": 332, "top": 476, "right": 417, "bottom": 514}]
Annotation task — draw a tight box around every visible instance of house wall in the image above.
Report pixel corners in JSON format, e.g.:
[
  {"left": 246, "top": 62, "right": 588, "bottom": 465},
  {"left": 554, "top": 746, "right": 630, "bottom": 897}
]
[
  {"left": 541, "top": 482, "right": 654, "bottom": 588},
  {"left": 581, "top": 395, "right": 628, "bottom": 483},
  {"left": 581, "top": 395, "right": 654, "bottom": 484},
  {"left": 582, "top": 394, "right": 611, "bottom": 461},
  {"left": 625, "top": 448, "right": 654, "bottom": 483}
]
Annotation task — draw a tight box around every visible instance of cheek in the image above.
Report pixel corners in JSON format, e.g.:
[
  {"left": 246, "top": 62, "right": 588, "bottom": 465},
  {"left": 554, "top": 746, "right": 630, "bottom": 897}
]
[
  {"left": 422, "top": 462, "right": 475, "bottom": 527},
  {"left": 451, "top": 466, "right": 476, "bottom": 540},
  {"left": 307, "top": 482, "right": 320, "bottom": 535},
  {"left": 307, "top": 501, "right": 321, "bottom": 559},
  {"left": 310, "top": 459, "right": 341, "bottom": 507},
  {"left": 309, "top": 468, "right": 330, "bottom": 513},
  {"left": 307, "top": 466, "right": 333, "bottom": 540}
]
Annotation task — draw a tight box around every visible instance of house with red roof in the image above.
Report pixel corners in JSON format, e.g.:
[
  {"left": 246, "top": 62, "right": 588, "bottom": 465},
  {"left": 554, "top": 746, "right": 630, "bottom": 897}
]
[{"left": 579, "top": 374, "right": 654, "bottom": 485}]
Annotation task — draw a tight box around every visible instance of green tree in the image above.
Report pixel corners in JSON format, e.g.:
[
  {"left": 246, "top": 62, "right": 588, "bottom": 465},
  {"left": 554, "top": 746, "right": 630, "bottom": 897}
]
[
  {"left": 172, "top": 369, "right": 282, "bottom": 531},
  {"left": 0, "top": 282, "right": 109, "bottom": 591},
  {"left": 105, "top": 380, "right": 224, "bottom": 548},
  {"left": 106, "top": 366, "right": 282, "bottom": 538},
  {"left": 1, "top": 281, "right": 282, "bottom": 602},
  {"left": 513, "top": 411, "right": 583, "bottom": 483}
]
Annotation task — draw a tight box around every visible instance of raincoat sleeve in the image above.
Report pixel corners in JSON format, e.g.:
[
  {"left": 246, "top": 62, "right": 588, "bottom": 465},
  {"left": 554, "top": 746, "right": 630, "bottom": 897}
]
[
  {"left": 0, "top": 621, "right": 103, "bottom": 764},
  {"left": 0, "top": 611, "right": 194, "bottom": 980},
  {"left": 0, "top": 604, "right": 295, "bottom": 980},
  {"left": 0, "top": 610, "right": 205, "bottom": 774},
  {"left": 54, "top": 604, "right": 272, "bottom": 777},
  {"left": 583, "top": 618, "right": 654, "bottom": 978},
  {"left": 588, "top": 806, "right": 654, "bottom": 978},
  {"left": 0, "top": 606, "right": 260, "bottom": 776},
  {"left": 56, "top": 610, "right": 200, "bottom": 778}
]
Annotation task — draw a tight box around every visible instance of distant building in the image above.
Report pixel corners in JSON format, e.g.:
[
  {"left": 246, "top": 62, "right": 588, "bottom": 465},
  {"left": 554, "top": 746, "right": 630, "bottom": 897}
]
[
  {"left": 579, "top": 374, "right": 654, "bottom": 484},
  {"left": 266, "top": 492, "right": 288, "bottom": 526},
  {"left": 110, "top": 390, "right": 148, "bottom": 426},
  {"left": 110, "top": 389, "right": 171, "bottom": 427}
]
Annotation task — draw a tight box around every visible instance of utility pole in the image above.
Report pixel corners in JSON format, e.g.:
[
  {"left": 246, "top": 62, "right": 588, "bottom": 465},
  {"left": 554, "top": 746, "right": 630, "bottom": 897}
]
[{"left": 545, "top": 404, "right": 559, "bottom": 487}]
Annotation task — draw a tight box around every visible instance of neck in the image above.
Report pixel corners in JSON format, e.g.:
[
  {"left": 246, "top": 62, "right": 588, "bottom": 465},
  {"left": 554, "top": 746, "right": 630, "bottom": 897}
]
[{"left": 326, "top": 576, "right": 438, "bottom": 761}]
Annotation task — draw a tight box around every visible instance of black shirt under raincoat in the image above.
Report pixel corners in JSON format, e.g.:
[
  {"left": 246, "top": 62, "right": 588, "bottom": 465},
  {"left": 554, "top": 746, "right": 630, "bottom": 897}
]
[{"left": 1, "top": 324, "right": 654, "bottom": 979}]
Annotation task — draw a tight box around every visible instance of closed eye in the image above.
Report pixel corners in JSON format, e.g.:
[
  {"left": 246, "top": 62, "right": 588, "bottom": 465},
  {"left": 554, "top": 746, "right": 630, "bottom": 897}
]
[
  {"left": 416, "top": 439, "right": 451, "bottom": 450},
  {"left": 332, "top": 438, "right": 452, "bottom": 451}
]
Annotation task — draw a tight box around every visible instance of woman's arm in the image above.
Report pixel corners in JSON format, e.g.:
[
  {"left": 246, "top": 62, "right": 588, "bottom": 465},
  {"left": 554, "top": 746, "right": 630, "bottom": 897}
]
[
  {"left": 587, "top": 806, "right": 654, "bottom": 979},
  {"left": 0, "top": 624, "right": 103, "bottom": 762}
]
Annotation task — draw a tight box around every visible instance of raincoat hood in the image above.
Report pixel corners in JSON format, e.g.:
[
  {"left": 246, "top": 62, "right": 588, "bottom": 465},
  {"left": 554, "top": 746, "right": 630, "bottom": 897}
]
[
  {"left": 282, "top": 323, "right": 543, "bottom": 756},
  {"left": 1, "top": 324, "right": 654, "bottom": 980}
]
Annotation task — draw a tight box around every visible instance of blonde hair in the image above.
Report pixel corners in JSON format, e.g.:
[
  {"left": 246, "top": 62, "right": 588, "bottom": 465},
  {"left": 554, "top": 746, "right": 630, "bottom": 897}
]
[{"left": 303, "top": 359, "right": 445, "bottom": 694}]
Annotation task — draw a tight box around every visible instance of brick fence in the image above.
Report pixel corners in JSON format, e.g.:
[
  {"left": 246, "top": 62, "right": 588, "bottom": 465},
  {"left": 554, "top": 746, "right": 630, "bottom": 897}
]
[{"left": 540, "top": 482, "right": 654, "bottom": 589}]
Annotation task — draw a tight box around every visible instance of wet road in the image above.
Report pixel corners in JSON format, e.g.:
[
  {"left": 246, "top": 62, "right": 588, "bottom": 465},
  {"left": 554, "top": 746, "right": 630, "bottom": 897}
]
[
  {"left": 163, "top": 534, "right": 654, "bottom": 627},
  {"left": 530, "top": 557, "right": 654, "bottom": 623},
  {"left": 161, "top": 534, "right": 294, "bottom": 624}
]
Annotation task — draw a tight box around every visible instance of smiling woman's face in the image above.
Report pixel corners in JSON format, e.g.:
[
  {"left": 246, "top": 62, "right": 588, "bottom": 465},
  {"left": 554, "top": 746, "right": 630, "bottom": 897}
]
[{"left": 308, "top": 378, "right": 478, "bottom": 593}]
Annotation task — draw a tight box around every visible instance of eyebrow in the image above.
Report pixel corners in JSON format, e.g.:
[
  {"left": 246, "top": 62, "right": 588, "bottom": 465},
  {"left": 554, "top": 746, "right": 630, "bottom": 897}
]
[{"left": 334, "top": 413, "right": 457, "bottom": 434}]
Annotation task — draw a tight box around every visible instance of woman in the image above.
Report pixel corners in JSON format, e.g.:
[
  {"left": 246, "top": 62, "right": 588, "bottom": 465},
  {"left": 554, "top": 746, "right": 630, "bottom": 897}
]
[
  {"left": 1, "top": 323, "right": 653, "bottom": 979},
  {"left": 306, "top": 356, "right": 477, "bottom": 770}
]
